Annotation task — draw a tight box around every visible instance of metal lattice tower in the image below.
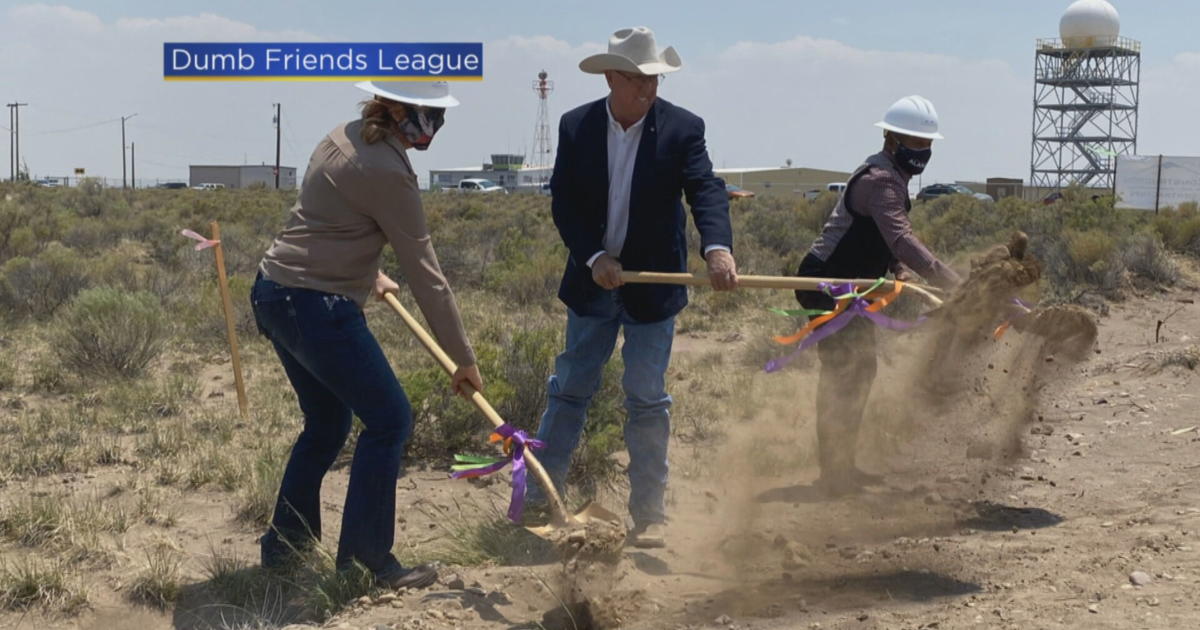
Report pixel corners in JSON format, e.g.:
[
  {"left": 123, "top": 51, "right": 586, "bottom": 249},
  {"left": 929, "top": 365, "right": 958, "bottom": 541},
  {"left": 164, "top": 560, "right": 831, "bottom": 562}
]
[
  {"left": 1030, "top": 35, "right": 1140, "bottom": 189},
  {"left": 530, "top": 70, "right": 554, "bottom": 172}
]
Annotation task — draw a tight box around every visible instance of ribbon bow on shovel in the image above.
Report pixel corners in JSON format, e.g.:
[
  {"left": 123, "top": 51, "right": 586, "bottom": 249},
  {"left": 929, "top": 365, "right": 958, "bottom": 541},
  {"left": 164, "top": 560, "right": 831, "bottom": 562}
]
[
  {"left": 765, "top": 278, "right": 922, "bottom": 372},
  {"left": 451, "top": 423, "right": 545, "bottom": 523}
]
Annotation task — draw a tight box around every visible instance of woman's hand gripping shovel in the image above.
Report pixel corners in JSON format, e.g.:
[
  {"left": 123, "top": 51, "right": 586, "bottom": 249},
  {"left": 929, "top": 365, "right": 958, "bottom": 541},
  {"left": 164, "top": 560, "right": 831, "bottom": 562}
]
[{"left": 382, "top": 293, "right": 624, "bottom": 543}]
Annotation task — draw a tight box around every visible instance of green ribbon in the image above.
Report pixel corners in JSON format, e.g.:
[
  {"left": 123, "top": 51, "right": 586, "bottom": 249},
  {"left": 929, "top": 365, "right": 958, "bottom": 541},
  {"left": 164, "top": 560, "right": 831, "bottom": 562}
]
[
  {"left": 769, "top": 307, "right": 832, "bottom": 317},
  {"left": 769, "top": 278, "right": 889, "bottom": 318},
  {"left": 451, "top": 453, "right": 505, "bottom": 473}
]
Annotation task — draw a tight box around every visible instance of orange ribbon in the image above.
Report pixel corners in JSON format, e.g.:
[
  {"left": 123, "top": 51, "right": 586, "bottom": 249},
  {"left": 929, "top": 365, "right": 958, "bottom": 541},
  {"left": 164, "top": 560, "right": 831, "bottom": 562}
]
[{"left": 773, "top": 281, "right": 906, "bottom": 346}]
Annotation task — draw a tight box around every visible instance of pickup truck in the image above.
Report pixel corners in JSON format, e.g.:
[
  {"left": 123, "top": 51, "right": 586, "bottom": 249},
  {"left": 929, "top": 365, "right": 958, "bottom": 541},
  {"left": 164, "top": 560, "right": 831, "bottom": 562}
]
[{"left": 446, "top": 178, "right": 505, "bottom": 193}]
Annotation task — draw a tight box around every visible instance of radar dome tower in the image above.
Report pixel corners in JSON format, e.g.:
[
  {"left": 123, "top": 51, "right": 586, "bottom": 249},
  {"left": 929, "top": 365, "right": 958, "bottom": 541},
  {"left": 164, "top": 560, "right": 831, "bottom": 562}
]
[{"left": 1030, "top": 0, "right": 1140, "bottom": 190}]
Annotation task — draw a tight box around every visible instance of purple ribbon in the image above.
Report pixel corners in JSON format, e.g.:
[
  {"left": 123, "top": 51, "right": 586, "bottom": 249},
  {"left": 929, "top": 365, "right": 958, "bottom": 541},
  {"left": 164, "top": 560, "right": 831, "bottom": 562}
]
[
  {"left": 765, "top": 284, "right": 925, "bottom": 372},
  {"left": 450, "top": 423, "right": 545, "bottom": 523}
]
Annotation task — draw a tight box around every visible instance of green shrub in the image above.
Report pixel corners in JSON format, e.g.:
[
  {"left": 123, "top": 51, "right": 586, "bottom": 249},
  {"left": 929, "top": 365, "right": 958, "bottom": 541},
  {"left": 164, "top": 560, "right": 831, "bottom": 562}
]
[
  {"left": 1122, "top": 232, "right": 1180, "bottom": 285},
  {"left": 1152, "top": 202, "right": 1200, "bottom": 256},
  {"left": 0, "top": 243, "right": 90, "bottom": 320},
  {"left": 482, "top": 227, "right": 564, "bottom": 306},
  {"left": 51, "top": 287, "right": 170, "bottom": 377}
]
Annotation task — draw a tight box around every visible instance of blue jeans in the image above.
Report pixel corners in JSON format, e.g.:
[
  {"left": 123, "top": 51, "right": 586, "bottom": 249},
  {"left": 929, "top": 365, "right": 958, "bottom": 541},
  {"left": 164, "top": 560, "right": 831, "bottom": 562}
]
[
  {"left": 250, "top": 274, "right": 412, "bottom": 574},
  {"left": 531, "top": 291, "right": 675, "bottom": 526}
]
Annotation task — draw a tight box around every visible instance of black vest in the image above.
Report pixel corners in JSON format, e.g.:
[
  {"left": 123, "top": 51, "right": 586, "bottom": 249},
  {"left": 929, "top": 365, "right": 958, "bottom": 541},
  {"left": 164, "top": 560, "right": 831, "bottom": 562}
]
[{"left": 795, "top": 160, "right": 911, "bottom": 310}]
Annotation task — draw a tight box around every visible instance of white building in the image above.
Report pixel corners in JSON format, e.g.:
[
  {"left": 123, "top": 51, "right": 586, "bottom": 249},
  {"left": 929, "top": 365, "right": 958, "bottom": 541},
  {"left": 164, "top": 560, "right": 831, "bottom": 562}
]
[
  {"left": 430, "top": 154, "right": 552, "bottom": 192},
  {"left": 189, "top": 164, "right": 297, "bottom": 190}
]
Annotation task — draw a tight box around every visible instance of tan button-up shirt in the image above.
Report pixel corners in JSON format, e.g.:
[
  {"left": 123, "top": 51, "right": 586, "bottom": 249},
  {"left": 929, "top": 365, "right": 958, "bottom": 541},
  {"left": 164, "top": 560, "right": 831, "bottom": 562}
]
[{"left": 260, "top": 119, "right": 475, "bottom": 366}]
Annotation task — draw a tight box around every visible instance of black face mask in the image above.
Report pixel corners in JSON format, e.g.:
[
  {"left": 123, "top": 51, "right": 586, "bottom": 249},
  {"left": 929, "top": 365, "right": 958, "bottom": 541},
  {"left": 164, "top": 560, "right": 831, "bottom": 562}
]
[
  {"left": 396, "top": 104, "right": 446, "bottom": 150},
  {"left": 894, "top": 140, "right": 932, "bottom": 176}
]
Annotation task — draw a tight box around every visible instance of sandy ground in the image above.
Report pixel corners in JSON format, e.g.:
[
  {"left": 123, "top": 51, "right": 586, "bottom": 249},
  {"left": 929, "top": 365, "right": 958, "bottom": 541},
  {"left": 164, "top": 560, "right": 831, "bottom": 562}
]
[{"left": 3, "top": 279, "right": 1199, "bottom": 630}]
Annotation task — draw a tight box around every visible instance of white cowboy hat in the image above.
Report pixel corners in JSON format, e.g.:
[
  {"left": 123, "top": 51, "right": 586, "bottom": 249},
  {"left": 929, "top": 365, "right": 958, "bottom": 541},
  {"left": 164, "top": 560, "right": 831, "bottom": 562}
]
[
  {"left": 579, "top": 27, "right": 682, "bottom": 76},
  {"left": 354, "top": 80, "right": 460, "bottom": 108}
]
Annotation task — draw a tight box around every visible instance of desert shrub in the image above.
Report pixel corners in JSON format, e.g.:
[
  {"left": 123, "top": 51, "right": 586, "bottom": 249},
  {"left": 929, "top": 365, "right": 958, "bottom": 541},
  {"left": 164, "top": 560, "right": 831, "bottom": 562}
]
[
  {"left": 492, "top": 325, "right": 563, "bottom": 424},
  {"left": 1151, "top": 202, "right": 1200, "bottom": 256},
  {"left": 1122, "top": 232, "right": 1180, "bottom": 285},
  {"left": 0, "top": 353, "right": 15, "bottom": 391},
  {"left": 51, "top": 287, "right": 170, "bottom": 377},
  {"left": 1043, "top": 228, "right": 1123, "bottom": 290},
  {"left": 60, "top": 218, "right": 125, "bottom": 255},
  {"left": 0, "top": 243, "right": 90, "bottom": 320},
  {"left": 28, "top": 355, "right": 70, "bottom": 395},
  {"left": 401, "top": 318, "right": 626, "bottom": 496},
  {"left": 0, "top": 559, "right": 88, "bottom": 614},
  {"left": 482, "top": 227, "right": 564, "bottom": 306},
  {"left": 738, "top": 196, "right": 818, "bottom": 257},
  {"left": 211, "top": 221, "right": 271, "bottom": 276},
  {"left": 913, "top": 194, "right": 1014, "bottom": 255},
  {"left": 175, "top": 273, "right": 257, "bottom": 349},
  {"left": 68, "top": 178, "right": 110, "bottom": 218},
  {"left": 126, "top": 546, "right": 183, "bottom": 609}
]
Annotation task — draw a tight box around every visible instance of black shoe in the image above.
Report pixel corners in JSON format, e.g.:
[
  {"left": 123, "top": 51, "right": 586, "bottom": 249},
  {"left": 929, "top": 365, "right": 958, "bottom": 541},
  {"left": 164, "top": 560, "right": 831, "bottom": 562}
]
[
  {"left": 260, "top": 534, "right": 307, "bottom": 571},
  {"left": 375, "top": 563, "right": 438, "bottom": 590}
]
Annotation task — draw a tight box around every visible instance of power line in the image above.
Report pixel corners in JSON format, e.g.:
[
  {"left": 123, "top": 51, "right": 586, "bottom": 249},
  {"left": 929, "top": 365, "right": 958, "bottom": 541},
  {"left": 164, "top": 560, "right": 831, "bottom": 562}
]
[{"left": 34, "top": 117, "right": 122, "bottom": 135}]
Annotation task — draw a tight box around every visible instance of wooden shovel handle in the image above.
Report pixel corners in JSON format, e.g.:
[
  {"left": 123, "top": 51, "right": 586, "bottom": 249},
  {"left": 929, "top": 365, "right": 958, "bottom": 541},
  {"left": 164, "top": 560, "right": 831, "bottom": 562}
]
[
  {"left": 382, "top": 292, "right": 571, "bottom": 524},
  {"left": 619, "top": 271, "right": 945, "bottom": 306}
]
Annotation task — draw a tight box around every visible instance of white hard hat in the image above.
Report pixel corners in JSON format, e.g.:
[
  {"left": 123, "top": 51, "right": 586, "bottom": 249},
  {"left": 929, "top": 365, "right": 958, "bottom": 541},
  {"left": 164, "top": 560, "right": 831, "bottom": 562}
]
[
  {"left": 354, "top": 81, "right": 460, "bottom": 108},
  {"left": 874, "top": 95, "right": 943, "bottom": 140}
]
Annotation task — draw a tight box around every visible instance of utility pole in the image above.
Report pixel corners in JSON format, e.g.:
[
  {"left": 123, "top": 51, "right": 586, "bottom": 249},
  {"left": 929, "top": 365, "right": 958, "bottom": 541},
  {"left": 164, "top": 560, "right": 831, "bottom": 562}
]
[
  {"left": 8, "top": 103, "right": 28, "bottom": 181},
  {"left": 273, "top": 103, "right": 281, "bottom": 189},
  {"left": 121, "top": 113, "right": 137, "bottom": 189},
  {"left": 131, "top": 142, "right": 136, "bottom": 189}
]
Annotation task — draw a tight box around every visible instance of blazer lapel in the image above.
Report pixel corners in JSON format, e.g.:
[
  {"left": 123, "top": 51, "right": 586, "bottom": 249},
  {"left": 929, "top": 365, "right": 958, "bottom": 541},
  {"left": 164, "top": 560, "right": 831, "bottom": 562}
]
[{"left": 586, "top": 99, "right": 609, "bottom": 195}]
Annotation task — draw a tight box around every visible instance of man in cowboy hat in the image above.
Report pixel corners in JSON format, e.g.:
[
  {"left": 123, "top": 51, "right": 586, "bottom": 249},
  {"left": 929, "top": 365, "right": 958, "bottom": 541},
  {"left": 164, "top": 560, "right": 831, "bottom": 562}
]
[
  {"left": 528, "top": 26, "right": 737, "bottom": 548},
  {"left": 794, "top": 95, "right": 962, "bottom": 496}
]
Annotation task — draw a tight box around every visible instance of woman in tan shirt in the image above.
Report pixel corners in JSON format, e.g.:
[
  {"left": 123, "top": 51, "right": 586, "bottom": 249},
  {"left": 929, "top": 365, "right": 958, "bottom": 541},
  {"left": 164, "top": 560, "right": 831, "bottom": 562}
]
[{"left": 252, "top": 80, "right": 480, "bottom": 589}]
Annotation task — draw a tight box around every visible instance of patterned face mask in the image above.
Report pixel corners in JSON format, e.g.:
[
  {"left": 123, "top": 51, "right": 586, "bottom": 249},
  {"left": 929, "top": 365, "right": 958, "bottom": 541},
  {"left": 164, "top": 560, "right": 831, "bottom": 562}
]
[{"left": 396, "top": 104, "right": 445, "bottom": 150}]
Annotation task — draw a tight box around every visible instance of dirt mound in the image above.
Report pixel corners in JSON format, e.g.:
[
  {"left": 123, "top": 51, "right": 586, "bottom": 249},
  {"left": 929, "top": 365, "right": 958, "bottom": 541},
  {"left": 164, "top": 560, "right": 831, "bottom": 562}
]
[
  {"left": 633, "top": 232, "right": 1104, "bottom": 628},
  {"left": 1013, "top": 304, "right": 1099, "bottom": 360}
]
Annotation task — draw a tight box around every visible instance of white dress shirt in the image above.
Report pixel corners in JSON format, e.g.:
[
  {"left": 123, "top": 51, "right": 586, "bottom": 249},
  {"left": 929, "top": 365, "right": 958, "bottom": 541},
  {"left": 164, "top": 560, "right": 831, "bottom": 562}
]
[{"left": 586, "top": 99, "right": 729, "bottom": 268}]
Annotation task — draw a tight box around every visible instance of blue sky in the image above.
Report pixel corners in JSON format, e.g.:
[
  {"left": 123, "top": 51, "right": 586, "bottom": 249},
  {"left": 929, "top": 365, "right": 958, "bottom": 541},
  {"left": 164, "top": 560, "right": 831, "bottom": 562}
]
[
  {"left": 74, "top": 0, "right": 1193, "bottom": 67},
  {"left": 2, "top": 1, "right": 1198, "bottom": 187}
]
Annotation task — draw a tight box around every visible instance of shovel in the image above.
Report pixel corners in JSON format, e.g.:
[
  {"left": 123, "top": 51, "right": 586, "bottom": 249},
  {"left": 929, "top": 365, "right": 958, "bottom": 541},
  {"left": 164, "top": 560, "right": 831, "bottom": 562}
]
[
  {"left": 619, "top": 271, "right": 945, "bottom": 306},
  {"left": 382, "top": 293, "right": 623, "bottom": 540}
]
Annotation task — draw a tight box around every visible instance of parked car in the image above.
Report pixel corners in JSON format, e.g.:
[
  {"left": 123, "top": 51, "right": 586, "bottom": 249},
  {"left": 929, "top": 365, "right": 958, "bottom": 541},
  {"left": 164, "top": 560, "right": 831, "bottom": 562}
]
[
  {"left": 34, "top": 178, "right": 62, "bottom": 188},
  {"left": 192, "top": 182, "right": 226, "bottom": 191},
  {"left": 158, "top": 182, "right": 188, "bottom": 190},
  {"left": 1042, "top": 191, "right": 1064, "bottom": 205},
  {"left": 826, "top": 182, "right": 847, "bottom": 194},
  {"left": 917, "top": 183, "right": 993, "bottom": 203},
  {"left": 725, "top": 183, "right": 755, "bottom": 199},
  {"left": 448, "top": 178, "right": 505, "bottom": 193}
]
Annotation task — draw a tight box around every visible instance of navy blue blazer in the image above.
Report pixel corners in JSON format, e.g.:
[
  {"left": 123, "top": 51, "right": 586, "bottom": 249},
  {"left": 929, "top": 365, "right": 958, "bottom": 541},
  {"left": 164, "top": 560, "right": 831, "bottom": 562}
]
[{"left": 550, "top": 97, "right": 732, "bottom": 323}]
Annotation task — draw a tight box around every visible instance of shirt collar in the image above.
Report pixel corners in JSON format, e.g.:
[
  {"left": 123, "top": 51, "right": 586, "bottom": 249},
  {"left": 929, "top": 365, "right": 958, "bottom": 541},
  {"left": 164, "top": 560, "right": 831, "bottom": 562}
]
[{"left": 605, "top": 97, "right": 648, "bottom": 134}]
